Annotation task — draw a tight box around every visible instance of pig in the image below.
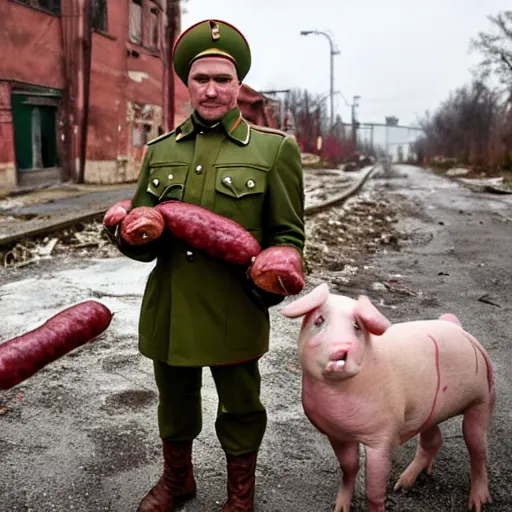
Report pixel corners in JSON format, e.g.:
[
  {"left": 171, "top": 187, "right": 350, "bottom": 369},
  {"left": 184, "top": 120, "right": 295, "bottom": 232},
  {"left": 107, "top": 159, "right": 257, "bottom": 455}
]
[{"left": 279, "top": 282, "right": 495, "bottom": 512}]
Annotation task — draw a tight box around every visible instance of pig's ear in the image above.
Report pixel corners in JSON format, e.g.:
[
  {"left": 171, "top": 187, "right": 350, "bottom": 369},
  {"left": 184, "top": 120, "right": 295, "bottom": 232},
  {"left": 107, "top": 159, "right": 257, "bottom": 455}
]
[
  {"left": 279, "top": 283, "right": 330, "bottom": 318},
  {"left": 354, "top": 295, "right": 391, "bottom": 335},
  {"left": 439, "top": 313, "right": 461, "bottom": 326}
]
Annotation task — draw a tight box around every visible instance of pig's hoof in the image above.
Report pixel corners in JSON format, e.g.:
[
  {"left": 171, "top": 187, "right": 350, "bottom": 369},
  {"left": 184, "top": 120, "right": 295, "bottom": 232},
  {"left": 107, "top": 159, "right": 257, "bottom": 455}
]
[{"left": 468, "top": 485, "right": 491, "bottom": 511}]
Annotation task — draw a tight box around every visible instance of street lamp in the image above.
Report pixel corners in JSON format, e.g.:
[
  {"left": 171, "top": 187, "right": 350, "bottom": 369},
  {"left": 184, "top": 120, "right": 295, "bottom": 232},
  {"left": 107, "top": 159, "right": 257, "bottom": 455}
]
[{"left": 300, "top": 29, "right": 340, "bottom": 128}]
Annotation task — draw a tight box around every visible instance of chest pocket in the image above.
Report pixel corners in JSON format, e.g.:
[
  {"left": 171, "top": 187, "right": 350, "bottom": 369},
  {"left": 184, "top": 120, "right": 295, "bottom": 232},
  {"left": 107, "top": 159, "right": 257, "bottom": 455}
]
[
  {"left": 214, "top": 165, "right": 267, "bottom": 230},
  {"left": 147, "top": 163, "right": 189, "bottom": 202}
]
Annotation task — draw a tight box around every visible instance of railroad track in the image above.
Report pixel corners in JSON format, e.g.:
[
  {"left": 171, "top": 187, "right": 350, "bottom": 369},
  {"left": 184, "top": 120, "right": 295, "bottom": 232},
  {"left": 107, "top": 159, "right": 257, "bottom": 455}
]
[{"left": 0, "top": 165, "right": 381, "bottom": 268}]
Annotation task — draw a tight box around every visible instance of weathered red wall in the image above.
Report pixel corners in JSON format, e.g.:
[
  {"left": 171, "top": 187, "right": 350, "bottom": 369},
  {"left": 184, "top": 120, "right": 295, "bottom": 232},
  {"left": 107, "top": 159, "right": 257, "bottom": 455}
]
[
  {"left": 0, "top": 2, "right": 65, "bottom": 90},
  {"left": 86, "top": 0, "right": 128, "bottom": 162}
]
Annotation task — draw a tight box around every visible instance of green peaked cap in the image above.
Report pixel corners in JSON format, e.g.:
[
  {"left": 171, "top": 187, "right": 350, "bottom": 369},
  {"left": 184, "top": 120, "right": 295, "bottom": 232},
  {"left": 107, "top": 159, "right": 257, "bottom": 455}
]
[{"left": 173, "top": 19, "right": 251, "bottom": 85}]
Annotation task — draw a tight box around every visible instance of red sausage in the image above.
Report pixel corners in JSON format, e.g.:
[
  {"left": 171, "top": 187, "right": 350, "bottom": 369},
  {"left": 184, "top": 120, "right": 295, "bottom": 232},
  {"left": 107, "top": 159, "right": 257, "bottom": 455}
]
[
  {"left": 103, "top": 199, "right": 132, "bottom": 228},
  {"left": 120, "top": 206, "right": 165, "bottom": 246},
  {"left": 249, "top": 246, "right": 305, "bottom": 296},
  {"left": 0, "top": 301, "right": 113, "bottom": 390},
  {"left": 155, "top": 201, "right": 261, "bottom": 265}
]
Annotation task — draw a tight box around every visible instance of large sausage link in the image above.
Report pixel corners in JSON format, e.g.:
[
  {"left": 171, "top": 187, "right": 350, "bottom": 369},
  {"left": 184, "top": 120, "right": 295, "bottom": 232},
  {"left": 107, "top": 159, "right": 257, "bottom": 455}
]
[
  {"left": 0, "top": 301, "right": 113, "bottom": 390},
  {"left": 103, "top": 199, "right": 132, "bottom": 228},
  {"left": 155, "top": 201, "right": 260, "bottom": 265},
  {"left": 120, "top": 206, "right": 165, "bottom": 246},
  {"left": 249, "top": 246, "right": 305, "bottom": 295}
]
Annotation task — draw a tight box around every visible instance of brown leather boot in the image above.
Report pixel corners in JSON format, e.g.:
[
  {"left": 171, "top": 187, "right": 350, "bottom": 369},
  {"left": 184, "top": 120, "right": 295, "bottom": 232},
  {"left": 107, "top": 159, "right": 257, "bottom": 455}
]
[
  {"left": 221, "top": 452, "right": 257, "bottom": 512},
  {"left": 137, "top": 439, "right": 196, "bottom": 512}
]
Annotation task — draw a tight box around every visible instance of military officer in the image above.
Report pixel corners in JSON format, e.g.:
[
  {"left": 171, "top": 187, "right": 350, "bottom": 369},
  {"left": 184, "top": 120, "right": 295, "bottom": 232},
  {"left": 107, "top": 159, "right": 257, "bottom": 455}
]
[{"left": 111, "top": 19, "right": 305, "bottom": 512}]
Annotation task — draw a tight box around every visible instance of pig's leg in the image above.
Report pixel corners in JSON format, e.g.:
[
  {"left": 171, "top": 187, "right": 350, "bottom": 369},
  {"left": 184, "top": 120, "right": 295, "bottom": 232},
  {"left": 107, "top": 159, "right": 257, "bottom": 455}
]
[
  {"left": 365, "top": 443, "right": 394, "bottom": 512},
  {"left": 393, "top": 425, "right": 443, "bottom": 490},
  {"left": 463, "top": 402, "right": 492, "bottom": 511},
  {"left": 329, "top": 439, "right": 359, "bottom": 512}
]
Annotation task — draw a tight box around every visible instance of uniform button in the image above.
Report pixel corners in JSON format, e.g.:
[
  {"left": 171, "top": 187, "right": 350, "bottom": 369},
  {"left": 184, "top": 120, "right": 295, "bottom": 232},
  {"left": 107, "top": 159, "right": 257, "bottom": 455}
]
[
  {"left": 246, "top": 179, "right": 255, "bottom": 188},
  {"left": 195, "top": 165, "right": 203, "bottom": 174},
  {"left": 186, "top": 250, "right": 195, "bottom": 262},
  {"left": 222, "top": 176, "right": 232, "bottom": 185},
  {"left": 168, "top": 173, "right": 173, "bottom": 180},
  {"left": 152, "top": 178, "right": 159, "bottom": 187}
]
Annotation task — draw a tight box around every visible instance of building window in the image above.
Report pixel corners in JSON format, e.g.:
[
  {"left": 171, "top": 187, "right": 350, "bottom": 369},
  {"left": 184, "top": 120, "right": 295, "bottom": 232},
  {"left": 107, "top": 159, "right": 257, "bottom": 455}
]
[
  {"left": 129, "top": 0, "right": 143, "bottom": 45},
  {"left": 16, "top": 0, "right": 61, "bottom": 15},
  {"left": 92, "top": 0, "right": 108, "bottom": 32},
  {"left": 149, "top": 3, "right": 160, "bottom": 50},
  {"left": 132, "top": 123, "right": 152, "bottom": 147}
]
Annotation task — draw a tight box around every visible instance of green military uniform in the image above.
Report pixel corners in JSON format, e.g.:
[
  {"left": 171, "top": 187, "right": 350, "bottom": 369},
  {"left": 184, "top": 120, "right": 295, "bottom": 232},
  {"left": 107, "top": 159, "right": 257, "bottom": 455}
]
[{"left": 114, "top": 19, "right": 305, "bottom": 458}]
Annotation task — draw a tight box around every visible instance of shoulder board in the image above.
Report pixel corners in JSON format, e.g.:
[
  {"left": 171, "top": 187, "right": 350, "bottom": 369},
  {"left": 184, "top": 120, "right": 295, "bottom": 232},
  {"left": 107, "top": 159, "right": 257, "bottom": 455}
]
[
  {"left": 250, "top": 125, "right": 289, "bottom": 137},
  {"left": 146, "top": 130, "right": 176, "bottom": 146}
]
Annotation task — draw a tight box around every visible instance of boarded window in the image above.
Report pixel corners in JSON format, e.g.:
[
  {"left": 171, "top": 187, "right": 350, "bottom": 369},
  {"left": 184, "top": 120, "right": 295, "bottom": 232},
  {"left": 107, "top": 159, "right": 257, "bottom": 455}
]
[
  {"left": 149, "top": 3, "right": 160, "bottom": 50},
  {"left": 92, "top": 0, "right": 108, "bottom": 32},
  {"left": 132, "top": 123, "right": 152, "bottom": 147},
  {"left": 129, "top": 0, "right": 143, "bottom": 44},
  {"left": 18, "top": 0, "right": 61, "bottom": 15}
]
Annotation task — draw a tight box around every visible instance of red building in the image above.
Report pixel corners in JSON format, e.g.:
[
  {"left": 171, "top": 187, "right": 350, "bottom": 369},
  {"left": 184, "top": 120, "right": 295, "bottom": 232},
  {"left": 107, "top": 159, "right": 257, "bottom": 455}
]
[
  {"left": 0, "top": 0, "right": 280, "bottom": 194},
  {"left": 0, "top": 0, "right": 190, "bottom": 193}
]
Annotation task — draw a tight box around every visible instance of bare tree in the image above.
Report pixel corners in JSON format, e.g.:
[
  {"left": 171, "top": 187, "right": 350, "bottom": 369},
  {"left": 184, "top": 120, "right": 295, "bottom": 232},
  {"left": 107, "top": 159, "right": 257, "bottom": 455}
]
[
  {"left": 415, "top": 81, "right": 503, "bottom": 168},
  {"left": 470, "top": 10, "right": 512, "bottom": 86}
]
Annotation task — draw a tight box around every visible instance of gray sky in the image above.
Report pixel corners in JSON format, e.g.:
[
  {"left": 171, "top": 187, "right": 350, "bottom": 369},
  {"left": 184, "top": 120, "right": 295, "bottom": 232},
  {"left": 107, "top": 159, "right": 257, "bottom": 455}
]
[{"left": 182, "top": 0, "right": 509, "bottom": 127}]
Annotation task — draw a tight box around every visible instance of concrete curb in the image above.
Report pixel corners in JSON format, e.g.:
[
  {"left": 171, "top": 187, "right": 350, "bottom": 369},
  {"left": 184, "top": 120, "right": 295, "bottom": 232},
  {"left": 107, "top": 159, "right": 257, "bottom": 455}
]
[{"left": 304, "top": 165, "right": 379, "bottom": 215}]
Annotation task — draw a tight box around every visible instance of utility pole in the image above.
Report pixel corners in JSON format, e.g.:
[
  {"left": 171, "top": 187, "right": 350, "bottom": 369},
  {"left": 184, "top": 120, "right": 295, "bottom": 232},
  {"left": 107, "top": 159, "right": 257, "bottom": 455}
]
[
  {"left": 300, "top": 30, "right": 339, "bottom": 129},
  {"left": 351, "top": 95, "right": 360, "bottom": 150}
]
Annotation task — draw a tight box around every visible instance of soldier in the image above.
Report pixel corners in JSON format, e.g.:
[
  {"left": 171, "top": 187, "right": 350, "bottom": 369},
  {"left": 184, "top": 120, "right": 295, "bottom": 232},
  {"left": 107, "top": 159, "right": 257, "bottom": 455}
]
[{"left": 109, "top": 19, "right": 305, "bottom": 512}]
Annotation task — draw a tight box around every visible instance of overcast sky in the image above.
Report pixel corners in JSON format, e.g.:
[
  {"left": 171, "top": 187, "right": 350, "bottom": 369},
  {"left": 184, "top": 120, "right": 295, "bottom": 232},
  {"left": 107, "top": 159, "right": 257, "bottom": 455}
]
[{"left": 182, "top": 0, "right": 509, "bottom": 127}]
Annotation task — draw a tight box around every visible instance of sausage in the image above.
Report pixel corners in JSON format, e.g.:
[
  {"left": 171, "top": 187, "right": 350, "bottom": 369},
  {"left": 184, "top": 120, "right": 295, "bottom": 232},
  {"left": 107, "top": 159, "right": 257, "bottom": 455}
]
[
  {"left": 103, "top": 199, "right": 132, "bottom": 228},
  {"left": 0, "top": 301, "right": 113, "bottom": 390},
  {"left": 249, "top": 245, "right": 305, "bottom": 295},
  {"left": 120, "top": 206, "right": 165, "bottom": 246},
  {"left": 155, "top": 201, "right": 261, "bottom": 265}
]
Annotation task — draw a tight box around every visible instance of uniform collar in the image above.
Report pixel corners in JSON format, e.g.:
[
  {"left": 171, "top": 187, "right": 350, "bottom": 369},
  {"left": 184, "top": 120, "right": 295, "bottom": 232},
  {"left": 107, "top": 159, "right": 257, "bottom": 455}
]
[{"left": 175, "top": 107, "right": 250, "bottom": 146}]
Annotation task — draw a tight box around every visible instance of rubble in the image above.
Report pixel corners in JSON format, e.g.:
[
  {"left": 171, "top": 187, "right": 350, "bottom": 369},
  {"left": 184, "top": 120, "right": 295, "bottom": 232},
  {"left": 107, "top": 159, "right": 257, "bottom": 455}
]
[
  {"left": 0, "top": 170, "right": 408, "bottom": 278},
  {"left": 1, "top": 220, "right": 119, "bottom": 268},
  {"left": 303, "top": 190, "right": 407, "bottom": 281}
]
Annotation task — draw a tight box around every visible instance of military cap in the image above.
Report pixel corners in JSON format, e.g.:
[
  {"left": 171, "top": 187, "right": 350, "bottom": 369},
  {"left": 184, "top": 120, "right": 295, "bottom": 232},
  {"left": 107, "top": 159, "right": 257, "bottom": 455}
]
[{"left": 173, "top": 19, "right": 251, "bottom": 85}]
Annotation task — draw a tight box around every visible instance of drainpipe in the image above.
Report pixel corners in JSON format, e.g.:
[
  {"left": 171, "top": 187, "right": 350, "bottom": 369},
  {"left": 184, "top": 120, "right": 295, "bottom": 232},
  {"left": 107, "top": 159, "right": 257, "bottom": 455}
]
[
  {"left": 166, "top": 0, "right": 179, "bottom": 130},
  {"left": 78, "top": 0, "right": 93, "bottom": 183}
]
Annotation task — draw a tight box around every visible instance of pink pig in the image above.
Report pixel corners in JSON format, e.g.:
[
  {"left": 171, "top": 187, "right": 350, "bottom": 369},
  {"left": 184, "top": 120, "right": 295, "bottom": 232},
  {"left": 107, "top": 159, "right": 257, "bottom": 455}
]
[{"left": 279, "top": 282, "right": 495, "bottom": 512}]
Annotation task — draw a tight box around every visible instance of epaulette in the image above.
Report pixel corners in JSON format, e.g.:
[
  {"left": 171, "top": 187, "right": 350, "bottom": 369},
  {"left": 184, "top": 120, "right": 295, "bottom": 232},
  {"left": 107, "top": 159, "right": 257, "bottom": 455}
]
[
  {"left": 250, "top": 125, "right": 289, "bottom": 137},
  {"left": 146, "top": 129, "right": 176, "bottom": 146}
]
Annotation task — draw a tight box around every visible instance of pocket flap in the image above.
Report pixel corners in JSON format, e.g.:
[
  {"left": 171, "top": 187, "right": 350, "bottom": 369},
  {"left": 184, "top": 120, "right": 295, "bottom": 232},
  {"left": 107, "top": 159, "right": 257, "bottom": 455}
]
[
  {"left": 215, "top": 167, "right": 266, "bottom": 199},
  {"left": 147, "top": 164, "right": 188, "bottom": 200}
]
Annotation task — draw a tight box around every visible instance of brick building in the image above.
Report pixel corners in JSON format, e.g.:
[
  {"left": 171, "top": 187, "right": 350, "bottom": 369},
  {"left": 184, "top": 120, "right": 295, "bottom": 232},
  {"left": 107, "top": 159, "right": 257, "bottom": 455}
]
[
  {"left": 0, "top": 1, "right": 281, "bottom": 194},
  {"left": 0, "top": 0, "right": 191, "bottom": 193}
]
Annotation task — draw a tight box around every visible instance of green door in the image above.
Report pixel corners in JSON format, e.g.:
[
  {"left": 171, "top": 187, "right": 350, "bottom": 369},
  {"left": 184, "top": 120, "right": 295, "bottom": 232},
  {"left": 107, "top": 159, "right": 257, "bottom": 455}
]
[
  {"left": 11, "top": 94, "right": 59, "bottom": 170},
  {"left": 11, "top": 94, "right": 33, "bottom": 170}
]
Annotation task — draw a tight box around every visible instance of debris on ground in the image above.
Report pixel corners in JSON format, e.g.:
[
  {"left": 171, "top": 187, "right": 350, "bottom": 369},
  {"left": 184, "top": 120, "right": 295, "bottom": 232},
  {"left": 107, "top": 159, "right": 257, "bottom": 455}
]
[
  {"left": 477, "top": 293, "right": 501, "bottom": 308},
  {"left": 1, "top": 220, "right": 119, "bottom": 267},
  {"left": 0, "top": 171, "right": 409, "bottom": 285},
  {"left": 303, "top": 190, "right": 408, "bottom": 282}
]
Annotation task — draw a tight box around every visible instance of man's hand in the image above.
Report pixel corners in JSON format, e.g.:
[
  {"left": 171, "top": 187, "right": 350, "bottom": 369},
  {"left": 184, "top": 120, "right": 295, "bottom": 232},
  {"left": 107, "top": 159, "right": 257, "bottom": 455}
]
[
  {"left": 248, "top": 246, "right": 304, "bottom": 296},
  {"left": 103, "top": 199, "right": 132, "bottom": 245}
]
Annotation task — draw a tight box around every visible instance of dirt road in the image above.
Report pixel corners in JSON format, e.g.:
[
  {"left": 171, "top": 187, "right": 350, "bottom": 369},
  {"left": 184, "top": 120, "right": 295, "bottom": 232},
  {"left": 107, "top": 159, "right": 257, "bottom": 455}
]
[{"left": 0, "top": 165, "right": 510, "bottom": 511}]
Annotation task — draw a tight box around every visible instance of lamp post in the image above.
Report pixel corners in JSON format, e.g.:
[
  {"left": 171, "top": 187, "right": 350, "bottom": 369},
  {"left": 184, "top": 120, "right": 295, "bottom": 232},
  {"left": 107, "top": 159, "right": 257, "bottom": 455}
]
[{"left": 300, "top": 29, "right": 339, "bottom": 129}]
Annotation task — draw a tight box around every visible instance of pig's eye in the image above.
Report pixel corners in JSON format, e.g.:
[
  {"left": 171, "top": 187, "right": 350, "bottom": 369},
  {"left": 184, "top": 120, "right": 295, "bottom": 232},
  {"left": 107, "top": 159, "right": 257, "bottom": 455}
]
[
  {"left": 353, "top": 320, "right": 361, "bottom": 331},
  {"left": 314, "top": 315, "right": 325, "bottom": 328}
]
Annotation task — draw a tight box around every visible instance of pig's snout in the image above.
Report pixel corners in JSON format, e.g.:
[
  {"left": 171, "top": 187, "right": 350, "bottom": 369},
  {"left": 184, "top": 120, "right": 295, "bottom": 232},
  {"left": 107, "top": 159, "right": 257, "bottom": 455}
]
[
  {"left": 323, "top": 348, "right": 349, "bottom": 375},
  {"left": 329, "top": 348, "right": 348, "bottom": 362}
]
